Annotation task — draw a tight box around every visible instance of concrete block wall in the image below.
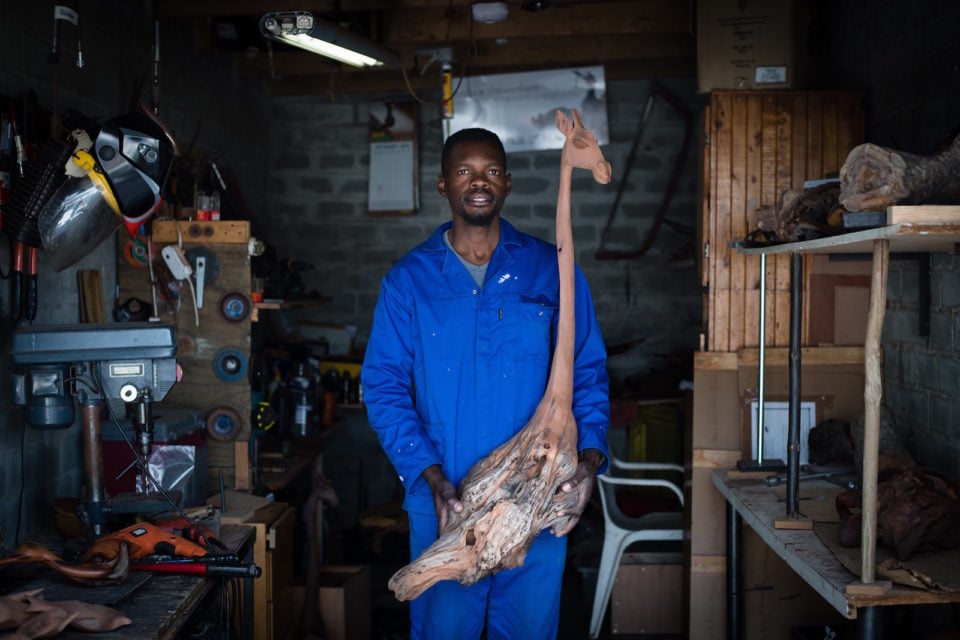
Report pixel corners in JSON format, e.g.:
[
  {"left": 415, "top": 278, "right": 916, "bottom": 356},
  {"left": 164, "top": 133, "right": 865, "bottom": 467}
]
[
  {"left": 265, "top": 77, "right": 703, "bottom": 393},
  {"left": 816, "top": 0, "right": 960, "bottom": 474},
  {"left": 884, "top": 255, "right": 960, "bottom": 475},
  {"left": 0, "top": 1, "right": 269, "bottom": 543}
]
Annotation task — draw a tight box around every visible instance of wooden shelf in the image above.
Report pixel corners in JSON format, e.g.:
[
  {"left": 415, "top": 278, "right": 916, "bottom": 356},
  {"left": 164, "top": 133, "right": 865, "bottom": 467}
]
[
  {"left": 724, "top": 205, "right": 960, "bottom": 636},
  {"left": 737, "top": 207, "right": 960, "bottom": 256},
  {"left": 151, "top": 219, "right": 251, "bottom": 244},
  {"left": 251, "top": 297, "right": 331, "bottom": 322}
]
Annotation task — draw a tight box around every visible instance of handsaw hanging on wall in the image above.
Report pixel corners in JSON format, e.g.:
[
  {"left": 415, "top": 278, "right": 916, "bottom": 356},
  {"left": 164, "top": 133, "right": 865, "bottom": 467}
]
[{"left": 595, "top": 82, "right": 693, "bottom": 261}]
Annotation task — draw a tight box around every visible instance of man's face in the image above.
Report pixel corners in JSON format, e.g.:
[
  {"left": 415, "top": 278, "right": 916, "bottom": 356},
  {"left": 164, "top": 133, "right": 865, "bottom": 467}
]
[{"left": 438, "top": 140, "right": 511, "bottom": 228}]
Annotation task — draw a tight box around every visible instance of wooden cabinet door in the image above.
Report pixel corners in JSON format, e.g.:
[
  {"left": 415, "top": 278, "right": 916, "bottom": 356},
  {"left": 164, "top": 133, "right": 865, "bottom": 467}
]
[{"left": 701, "top": 91, "right": 864, "bottom": 352}]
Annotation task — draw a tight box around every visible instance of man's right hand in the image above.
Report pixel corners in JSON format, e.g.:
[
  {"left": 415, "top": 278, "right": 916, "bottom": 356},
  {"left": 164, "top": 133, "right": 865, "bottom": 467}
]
[{"left": 422, "top": 464, "right": 463, "bottom": 534}]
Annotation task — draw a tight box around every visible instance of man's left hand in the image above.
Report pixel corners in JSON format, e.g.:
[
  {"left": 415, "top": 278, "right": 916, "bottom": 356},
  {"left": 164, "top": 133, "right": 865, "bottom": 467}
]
[{"left": 554, "top": 449, "right": 604, "bottom": 537}]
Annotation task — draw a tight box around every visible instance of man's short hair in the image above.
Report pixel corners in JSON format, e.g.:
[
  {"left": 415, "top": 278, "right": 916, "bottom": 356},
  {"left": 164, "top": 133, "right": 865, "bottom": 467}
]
[{"left": 441, "top": 128, "right": 507, "bottom": 178}]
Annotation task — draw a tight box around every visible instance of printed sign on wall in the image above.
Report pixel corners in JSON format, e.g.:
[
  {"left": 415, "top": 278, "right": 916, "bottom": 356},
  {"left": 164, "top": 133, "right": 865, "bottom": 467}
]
[{"left": 368, "top": 100, "right": 419, "bottom": 215}]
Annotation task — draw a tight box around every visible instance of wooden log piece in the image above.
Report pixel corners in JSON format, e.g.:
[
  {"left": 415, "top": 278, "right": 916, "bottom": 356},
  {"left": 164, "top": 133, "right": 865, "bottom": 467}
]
[{"left": 839, "top": 136, "right": 960, "bottom": 212}]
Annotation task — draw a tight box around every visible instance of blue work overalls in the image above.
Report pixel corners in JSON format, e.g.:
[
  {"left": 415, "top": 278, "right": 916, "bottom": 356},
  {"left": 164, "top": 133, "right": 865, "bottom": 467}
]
[{"left": 362, "top": 219, "right": 610, "bottom": 639}]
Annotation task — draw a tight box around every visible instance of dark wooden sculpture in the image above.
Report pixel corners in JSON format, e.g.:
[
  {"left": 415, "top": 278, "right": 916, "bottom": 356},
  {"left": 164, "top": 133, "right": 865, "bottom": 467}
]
[
  {"left": 388, "top": 109, "right": 611, "bottom": 601},
  {"left": 839, "top": 135, "right": 960, "bottom": 211},
  {"left": 754, "top": 182, "right": 845, "bottom": 242},
  {"left": 837, "top": 468, "right": 960, "bottom": 560}
]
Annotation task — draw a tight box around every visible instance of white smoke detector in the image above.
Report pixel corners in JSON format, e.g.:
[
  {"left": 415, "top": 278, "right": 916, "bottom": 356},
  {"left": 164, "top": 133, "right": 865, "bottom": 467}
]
[{"left": 472, "top": 2, "right": 509, "bottom": 24}]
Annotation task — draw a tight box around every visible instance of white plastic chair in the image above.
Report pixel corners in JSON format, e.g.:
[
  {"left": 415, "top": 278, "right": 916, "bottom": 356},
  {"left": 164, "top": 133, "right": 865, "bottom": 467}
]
[{"left": 588, "top": 451, "right": 684, "bottom": 639}]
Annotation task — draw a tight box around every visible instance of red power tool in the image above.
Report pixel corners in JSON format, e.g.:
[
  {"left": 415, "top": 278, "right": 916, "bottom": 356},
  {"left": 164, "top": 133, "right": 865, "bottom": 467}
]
[{"left": 100, "top": 522, "right": 261, "bottom": 578}]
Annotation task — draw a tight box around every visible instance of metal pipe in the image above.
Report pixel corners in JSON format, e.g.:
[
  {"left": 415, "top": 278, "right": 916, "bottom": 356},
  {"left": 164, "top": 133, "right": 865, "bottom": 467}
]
[
  {"left": 81, "top": 400, "right": 107, "bottom": 537},
  {"left": 757, "top": 253, "right": 767, "bottom": 464},
  {"left": 786, "top": 252, "right": 802, "bottom": 517},
  {"left": 856, "top": 606, "right": 881, "bottom": 640}
]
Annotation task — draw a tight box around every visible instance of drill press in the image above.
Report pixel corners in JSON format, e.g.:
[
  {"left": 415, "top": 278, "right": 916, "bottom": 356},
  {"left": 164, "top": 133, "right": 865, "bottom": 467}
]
[{"left": 12, "top": 322, "right": 181, "bottom": 537}]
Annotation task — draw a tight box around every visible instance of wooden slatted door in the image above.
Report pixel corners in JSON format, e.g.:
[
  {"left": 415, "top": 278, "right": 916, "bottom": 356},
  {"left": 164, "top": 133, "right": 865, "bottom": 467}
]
[{"left": 701, "top": 91, "right": 864, "bottom": 353}]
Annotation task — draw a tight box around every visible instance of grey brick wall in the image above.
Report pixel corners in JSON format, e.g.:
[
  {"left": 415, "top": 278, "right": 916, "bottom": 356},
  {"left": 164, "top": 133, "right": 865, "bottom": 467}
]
[
  {"left": 884, "top": 255, "right": 960, "bottom": 475},
  {"left": 265, "top": 78, "right": 704, "bottom": 394}
]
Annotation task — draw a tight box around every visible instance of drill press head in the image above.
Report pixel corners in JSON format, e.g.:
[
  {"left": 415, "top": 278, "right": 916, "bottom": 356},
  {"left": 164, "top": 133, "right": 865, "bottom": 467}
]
[{"left": 12, "top": 322, "right": 180, "bottom": 428}]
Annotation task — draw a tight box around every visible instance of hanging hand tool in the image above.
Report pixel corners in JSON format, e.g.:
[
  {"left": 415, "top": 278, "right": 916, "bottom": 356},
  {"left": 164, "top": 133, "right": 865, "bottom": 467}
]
[
  {"left": 152, "top": 1, "right": 161, "bottom": 115},
  {"left": 10, "top": 241, "right": 24, "bottom": 319},
  {"left": 25, "top": 244, "right": 38, "bottom": 320},
  {"left": 48, "top": 4, "right": 81, "bottom": 67},
  {"left": 4, "top": 139, "right": 75, "bottom": 320},
  {"left": 7, "top": 241, "right": 39, "bottom": 321},
  {"left": 11, "top": 114, "right": 26, "bottom": 179}
]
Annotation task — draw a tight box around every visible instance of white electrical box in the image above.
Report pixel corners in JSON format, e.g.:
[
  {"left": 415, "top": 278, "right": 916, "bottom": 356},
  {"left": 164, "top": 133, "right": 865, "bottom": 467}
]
[{"left": 750, "top": 400, "right": 817, "bottom": 465}]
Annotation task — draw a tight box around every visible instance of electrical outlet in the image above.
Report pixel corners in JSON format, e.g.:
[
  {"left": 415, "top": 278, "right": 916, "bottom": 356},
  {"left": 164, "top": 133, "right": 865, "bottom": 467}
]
[{"left": 161, "top": 245, "right": 192, "bottom": 280}]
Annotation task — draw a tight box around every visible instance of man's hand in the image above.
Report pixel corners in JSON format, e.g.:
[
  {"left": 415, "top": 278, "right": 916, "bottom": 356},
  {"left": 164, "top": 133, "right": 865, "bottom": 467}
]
[
  {"left": 554, "top": 449, "right": 604, "bottom": 537},
  {"left": 422, "top": 464, "right": 463, "bottom": 534}
]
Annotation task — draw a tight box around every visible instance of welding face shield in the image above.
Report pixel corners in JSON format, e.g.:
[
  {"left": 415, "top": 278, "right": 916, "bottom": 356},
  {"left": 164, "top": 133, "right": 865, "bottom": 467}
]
[{"left": 38, "top": 108, "right": 178, "bottom": 271}]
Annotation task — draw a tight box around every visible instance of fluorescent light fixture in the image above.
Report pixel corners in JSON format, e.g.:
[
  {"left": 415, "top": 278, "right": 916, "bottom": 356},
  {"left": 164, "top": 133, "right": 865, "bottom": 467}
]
[{"left": 259, "top": 11, "right": 400, "bottom": 69}]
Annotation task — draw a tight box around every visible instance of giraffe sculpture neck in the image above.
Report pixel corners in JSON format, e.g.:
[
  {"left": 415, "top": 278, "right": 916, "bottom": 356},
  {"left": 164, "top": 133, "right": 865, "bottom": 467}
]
[{"left": 543, "top": 161, "right": 575, "bottom": 407}]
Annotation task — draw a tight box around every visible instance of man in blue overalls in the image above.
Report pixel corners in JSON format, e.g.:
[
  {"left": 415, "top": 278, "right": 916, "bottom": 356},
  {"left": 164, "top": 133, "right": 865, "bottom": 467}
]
[{"left": 362, "top": 127, "right": 610, "bottom": 640}]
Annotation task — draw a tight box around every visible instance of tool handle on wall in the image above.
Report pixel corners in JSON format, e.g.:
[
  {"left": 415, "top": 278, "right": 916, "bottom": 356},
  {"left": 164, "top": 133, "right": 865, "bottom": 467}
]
[
  {"left": 26, "top": 245, "right": 38, "bottom": 320},
  {"left": 11, "top": 241, "right": 24, "bottom": 319}
]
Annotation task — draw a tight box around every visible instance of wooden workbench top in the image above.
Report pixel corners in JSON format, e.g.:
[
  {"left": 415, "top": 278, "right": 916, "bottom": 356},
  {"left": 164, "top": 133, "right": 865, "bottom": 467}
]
[
  {"left": 12, "top": 524, "right": 254, "bottom": 640},
  {"left": 713, "top": 471, "right": 960, "bottom": 618}
]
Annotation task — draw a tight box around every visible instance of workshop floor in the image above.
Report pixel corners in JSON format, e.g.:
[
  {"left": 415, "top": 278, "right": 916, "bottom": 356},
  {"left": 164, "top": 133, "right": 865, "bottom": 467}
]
[{"left": 327, "top": 504, "right": 684, "bottom": 640}]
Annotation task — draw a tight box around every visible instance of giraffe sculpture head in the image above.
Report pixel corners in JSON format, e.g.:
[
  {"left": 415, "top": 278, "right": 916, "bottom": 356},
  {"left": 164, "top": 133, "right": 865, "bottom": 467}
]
[{"left": 556, "top": 109, "right": 612, "bottom": 185}]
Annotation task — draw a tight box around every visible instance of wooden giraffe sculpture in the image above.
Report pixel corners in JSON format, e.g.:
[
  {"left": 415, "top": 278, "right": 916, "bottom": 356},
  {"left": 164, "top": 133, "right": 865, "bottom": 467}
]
[{"left": 388, "top": 109, "right": 611, "bottom": 600}]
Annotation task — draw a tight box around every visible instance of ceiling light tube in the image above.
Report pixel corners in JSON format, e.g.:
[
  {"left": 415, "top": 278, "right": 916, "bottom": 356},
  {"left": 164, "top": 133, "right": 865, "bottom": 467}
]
[{"left": 260, "top": 11, "right": 401, "bottom": 69}]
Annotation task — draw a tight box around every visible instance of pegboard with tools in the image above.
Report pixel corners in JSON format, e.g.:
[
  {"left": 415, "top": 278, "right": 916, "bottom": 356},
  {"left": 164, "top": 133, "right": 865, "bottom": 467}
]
[{"left": 117, "top": 220, "right": 253, "bottom": 493}]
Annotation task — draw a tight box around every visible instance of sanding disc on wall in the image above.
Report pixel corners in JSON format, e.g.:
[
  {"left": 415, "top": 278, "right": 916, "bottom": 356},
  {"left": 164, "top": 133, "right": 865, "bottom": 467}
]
[
  {"left": 124, "top": 236, "right": 149, "bottom": 268},
  {"left": 206, "top": 406, "right": 243, "bottom": 442},
  {"left": 219, "top": 291, "right": 251, "bottom": 322},
  {"left": 213, "top": 347, "right": 248, "bottom": 382}
]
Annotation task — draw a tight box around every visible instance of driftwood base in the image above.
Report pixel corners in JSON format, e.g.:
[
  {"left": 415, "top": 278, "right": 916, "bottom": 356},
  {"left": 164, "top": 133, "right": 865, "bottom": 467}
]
[{"left": 387, "top": 398, "right": 580, "bottom": 601}]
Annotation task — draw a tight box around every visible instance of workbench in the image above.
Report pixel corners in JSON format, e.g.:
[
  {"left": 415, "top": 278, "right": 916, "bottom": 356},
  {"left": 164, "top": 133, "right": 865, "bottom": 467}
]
[
  {"left": 713, "top": 473, "right": 960, "bottom": 620},
  {"left": 723, "top": 208, "right": 960, "bottom": 638},
  {"left": 15, "top": 524, "right": 256, "bottom": 640}
]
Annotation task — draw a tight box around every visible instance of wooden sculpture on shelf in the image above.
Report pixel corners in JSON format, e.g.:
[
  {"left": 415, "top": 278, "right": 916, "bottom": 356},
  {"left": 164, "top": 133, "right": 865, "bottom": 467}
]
[
  {"left": 388, "top": 109, "right": 611, "bottom": 601},
  {"left": 839, "top": 134, "right": 960, "bottom": 211}
]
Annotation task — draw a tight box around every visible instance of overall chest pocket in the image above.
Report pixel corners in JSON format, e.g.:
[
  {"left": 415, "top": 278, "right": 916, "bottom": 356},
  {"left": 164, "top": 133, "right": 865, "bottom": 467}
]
[{"left": 491, "top": 294, "right": 557, "bottom": 362}]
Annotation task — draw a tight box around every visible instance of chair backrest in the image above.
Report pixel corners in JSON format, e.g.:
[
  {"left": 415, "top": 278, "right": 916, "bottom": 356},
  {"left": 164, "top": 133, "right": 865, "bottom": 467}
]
[{"left": 597, "top": 444, "right": 684, "bottom": 531}]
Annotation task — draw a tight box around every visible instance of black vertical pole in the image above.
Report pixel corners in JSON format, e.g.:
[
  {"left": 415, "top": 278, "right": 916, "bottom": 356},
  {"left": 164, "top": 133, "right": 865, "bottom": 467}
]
[
  {"left": 726, "top": 501, "right": 743, "bottom": 640},
  {"left": 786, "top": 252, "right": 802, "bottom": 517},
  {"left": 857, "top": 606, "right": 881, "bottom": 640}
]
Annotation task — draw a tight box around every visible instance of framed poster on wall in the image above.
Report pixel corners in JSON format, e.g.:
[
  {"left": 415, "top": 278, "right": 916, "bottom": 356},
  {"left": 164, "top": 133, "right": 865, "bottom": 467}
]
[
  {"left": 368, "top": 100, "right": 419, "bottom": 216},
  {"left": 445, "top": 66, "right": 608, "bottom": 153}
]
